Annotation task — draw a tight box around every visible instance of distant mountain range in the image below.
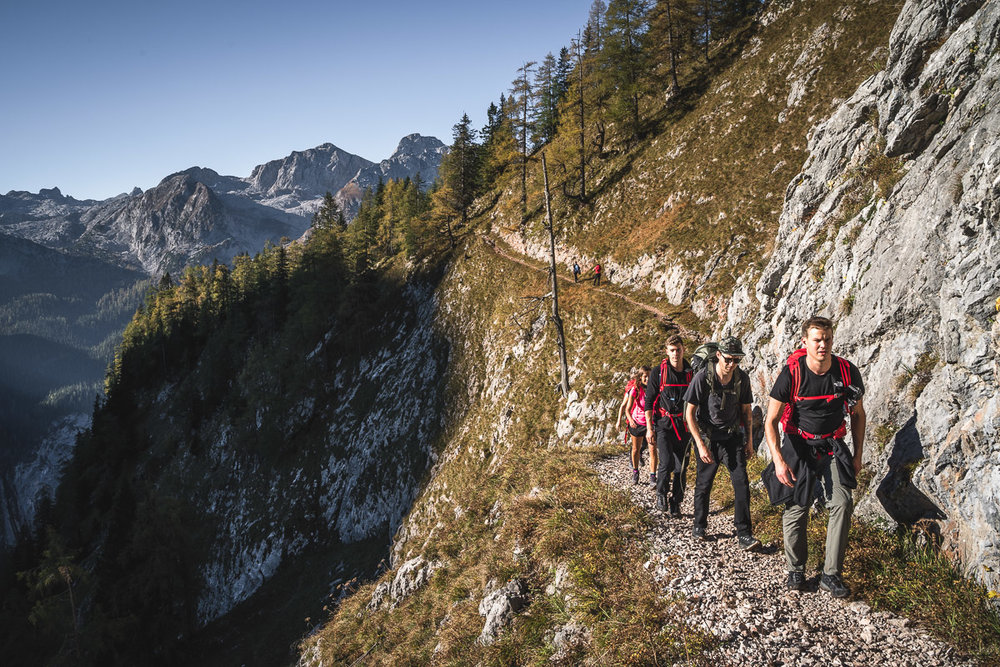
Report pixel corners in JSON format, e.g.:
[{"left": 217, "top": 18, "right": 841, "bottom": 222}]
[
  {"left": 1, "top": 133, "right": 445, "bottom": 276},
  {"left": 0, "top": 132, "right": 444, "bottom": 546}
]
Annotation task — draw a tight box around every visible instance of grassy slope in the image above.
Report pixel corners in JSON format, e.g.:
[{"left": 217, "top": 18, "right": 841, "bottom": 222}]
[
  {"left": 498, "top": 0, "right": 903, "bottom": 314},
  {"left": 303, "top": 0, "right": 1000, "bottom": 662},
  {"left": 304, "top": 238, "right": 714, "bottom": 665}
]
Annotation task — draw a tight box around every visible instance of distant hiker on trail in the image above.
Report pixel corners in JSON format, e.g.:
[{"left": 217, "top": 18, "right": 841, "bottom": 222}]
[
  {"left": 683, "top": 337, "right": 760, "bottom": 551},
  {"left": 593, "top": 263, "right": 602, "bottom": 286},
  {"left": 572, "top": 261, "right": 581, "bottom": 283},
  {"left": 762, "top": 317, "right": 866, "bottom": 598},
  {"left": 645, "top": 334, "right": 693, "bottom": 516},
  {"left": 620, "top": 366, "right": 651, "bottom": 484}
]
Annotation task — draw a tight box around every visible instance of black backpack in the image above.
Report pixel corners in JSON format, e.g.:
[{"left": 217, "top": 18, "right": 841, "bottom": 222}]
[{"left": 691, "top": 341, "right": 742, "bottom": 411}]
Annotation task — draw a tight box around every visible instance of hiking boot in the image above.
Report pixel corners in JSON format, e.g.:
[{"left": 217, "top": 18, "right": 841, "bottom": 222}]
[
  {"left": 632, "top": 469, "right": 640, "bottom": 485},
  {"left": 649, "top": 472, "right": 657, "bottom": 484},
  {"left": 738, "top": 534, "right": 761, "bottom": 551},
  {"left": 691, "top": 526, "right": 706, "bottom": 541},
  {"left": 786, "top": 571, "right": 806, "bottom": 591},
  {"left": 656, "top": 494, "right": 668, "bottom": 511},
  {"left": 669, "top": 499, "right": 681, "bottom": 517},
  {"left": 819, "top": 573, "right": 851, "bottom": 598}
]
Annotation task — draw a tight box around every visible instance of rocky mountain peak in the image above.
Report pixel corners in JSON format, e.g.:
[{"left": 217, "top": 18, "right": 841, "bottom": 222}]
[{"left": 246, "top": 142, "right": 374, "bottom": 200}]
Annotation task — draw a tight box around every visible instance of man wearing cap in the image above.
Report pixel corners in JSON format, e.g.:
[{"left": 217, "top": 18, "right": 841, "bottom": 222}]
[{"left": 683, "top": 337, "right": 760, "bottom": 550}]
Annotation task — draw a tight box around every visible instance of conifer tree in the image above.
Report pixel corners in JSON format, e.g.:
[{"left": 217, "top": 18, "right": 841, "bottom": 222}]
[
  {"left": 480, "top": 94, "right": 519, "bottom": 187},
  {"left": 511, "top": 61, "right": 536, "bottom": 218},
  {"left": 440, "top": 113, "right": 481, "bottom": 226},
  {"left": 585, "top": 0, "right": 608, "bottom": 52},
  {"left": 533, "top": 52, "right": 560, "bottom": 148},
  {"left": 602, "top": 0, "right": 651, "bottom": 142},
  {"left": 555, "top": 47, "right": 572, "bottom": 103},
  {"left": 648, "top": 0, "right": 696, "bottom": 94}
]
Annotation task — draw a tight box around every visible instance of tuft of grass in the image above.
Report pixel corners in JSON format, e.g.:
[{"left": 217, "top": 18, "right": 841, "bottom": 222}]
[
  {"left": 850, "top": 524, "right": 1000, "bottom": 663},
  {"left": 747, "top": 457, "right": 1000, "bottom": 662},
  {"left": 892, "top": 351, "right": 938, "bottom": 402},
  {"left": 872, "top": 422, "right": 897, "bottom": 453},
  {"left": 907, "top": 352, "right": 939, "bottom": 401},
  {"left": 840, "top": 289, "right": 856, "bottom": 315}
]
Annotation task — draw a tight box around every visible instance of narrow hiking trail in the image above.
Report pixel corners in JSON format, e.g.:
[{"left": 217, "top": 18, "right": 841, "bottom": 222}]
[
  {"left": 483, "top": 232, "right": 974, "bottom": 663},
  {"left": 594, "top": 454, "right": 972, "bottom": 666},
  {"left": 479, "top": 234, "right": 698, "bottom": 338}
]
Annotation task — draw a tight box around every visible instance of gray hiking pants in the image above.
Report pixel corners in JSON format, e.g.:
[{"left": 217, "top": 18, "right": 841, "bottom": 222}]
[{"left": 782, "top": 454, "right": 854, "bottom": 576}]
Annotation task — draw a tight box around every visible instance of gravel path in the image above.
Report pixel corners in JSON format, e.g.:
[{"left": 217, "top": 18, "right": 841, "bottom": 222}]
[
  {"left": 479, "top": 234, "right": 698, "bottom": 338},
  {"left": 595, "top": 453, "right": 974, "bottom": 666}
]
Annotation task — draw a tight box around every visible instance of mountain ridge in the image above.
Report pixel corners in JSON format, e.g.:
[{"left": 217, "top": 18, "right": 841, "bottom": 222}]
[{"left": 1, "top": 133, "right": 445, "bottom": 276}]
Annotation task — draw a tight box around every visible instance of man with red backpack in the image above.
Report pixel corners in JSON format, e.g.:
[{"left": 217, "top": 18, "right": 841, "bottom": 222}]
[
  {"left": 763, "top": 317, "right": 866, "bottom": 598},
  {"left": 644, "top": 334, "right": 694, "bottom": 516}
]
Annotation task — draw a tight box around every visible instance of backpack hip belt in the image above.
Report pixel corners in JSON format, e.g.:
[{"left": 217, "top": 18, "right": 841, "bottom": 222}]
[{"left": 659, "top": 411, "right": 688, "bottom": 441}]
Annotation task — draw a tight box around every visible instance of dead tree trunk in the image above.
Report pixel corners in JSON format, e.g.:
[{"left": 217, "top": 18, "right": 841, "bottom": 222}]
[{"left": 541, "top": 152, "right": 571, "bottom": 397}]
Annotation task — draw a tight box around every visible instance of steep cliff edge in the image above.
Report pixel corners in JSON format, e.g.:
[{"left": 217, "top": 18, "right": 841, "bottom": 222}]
[{"left": 731, "top": 0, "right": 999, "bottom": 591}]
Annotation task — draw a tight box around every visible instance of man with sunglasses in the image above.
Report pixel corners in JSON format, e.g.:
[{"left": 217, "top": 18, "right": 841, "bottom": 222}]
[{"left": 683, "top": 337, "right": 760, "bottom": 550}]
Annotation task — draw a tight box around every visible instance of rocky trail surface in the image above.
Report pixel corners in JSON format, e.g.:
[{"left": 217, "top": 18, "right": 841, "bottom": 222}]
[{"left": 595, "top": 454, "right": 973, "bottom": 666}]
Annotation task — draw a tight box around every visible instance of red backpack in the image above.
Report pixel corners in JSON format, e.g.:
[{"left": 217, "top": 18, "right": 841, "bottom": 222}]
[
  {"left": 779, "top": 349, "right": 852, "bottom": 439},
  {"left": 655, "top": 358, "right": 693, "bottom": 439}
]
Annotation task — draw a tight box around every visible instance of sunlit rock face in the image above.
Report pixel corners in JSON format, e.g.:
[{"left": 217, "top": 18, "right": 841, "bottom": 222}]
[{"left": 730, "top": 0, "right": 1000, "bottom": 595}]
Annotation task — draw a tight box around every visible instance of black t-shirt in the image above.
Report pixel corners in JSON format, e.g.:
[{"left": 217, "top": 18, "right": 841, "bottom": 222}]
[
  {"left": 770, "top": 355, "right": 864, "bottom": 436},
  {"left": 684, "top": 366, "right": 752, "bottom": 436},
  {"left": 645, "top": 359, "right": 693, "bottom": 417}
]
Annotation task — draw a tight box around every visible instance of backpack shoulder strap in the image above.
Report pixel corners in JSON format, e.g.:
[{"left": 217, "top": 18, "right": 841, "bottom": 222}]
[{"left": 658, "top": 358, "right": 670, "bottom": 394}]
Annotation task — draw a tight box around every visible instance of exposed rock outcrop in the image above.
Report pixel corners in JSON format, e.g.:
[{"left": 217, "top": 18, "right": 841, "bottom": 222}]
[
  {"left": 477, "top": 578, "right": 529, "bottom": 645},
  {"left": 732, "top": 0, "right": 999, "bottom": 592}
]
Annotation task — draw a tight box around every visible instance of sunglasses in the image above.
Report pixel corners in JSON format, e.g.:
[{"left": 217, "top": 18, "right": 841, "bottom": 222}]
[{"left": 719, "top": 354, "right": 742, "bottom": 365}]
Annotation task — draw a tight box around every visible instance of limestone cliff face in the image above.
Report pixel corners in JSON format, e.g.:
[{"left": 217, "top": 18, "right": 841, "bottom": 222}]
[{"left": 731, "top": 0, "right": 999, "bottom": 590}]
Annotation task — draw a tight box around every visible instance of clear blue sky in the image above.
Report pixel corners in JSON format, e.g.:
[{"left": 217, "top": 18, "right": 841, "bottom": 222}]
[{"left": 1, "top": 0, "right": 593, "bottom": 201}]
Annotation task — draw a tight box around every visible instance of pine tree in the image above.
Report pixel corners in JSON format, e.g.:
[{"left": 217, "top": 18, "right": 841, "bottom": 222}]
[
  {"left": 511, "top": 61, "right": 536, "bottom": 218},
  {"left": 602, "top": 0, "right": 651, "bottom": 142}
]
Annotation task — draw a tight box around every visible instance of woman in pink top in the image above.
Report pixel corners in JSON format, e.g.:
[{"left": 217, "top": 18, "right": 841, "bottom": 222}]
[{"left": 623, "top": 366, "right": 650, "bottom": 484}]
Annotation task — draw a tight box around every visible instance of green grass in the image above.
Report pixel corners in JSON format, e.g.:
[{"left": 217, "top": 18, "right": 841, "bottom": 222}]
[
  {"left": 745, "top": 456, "right": 1000, "bottom": 663},
  {"left": 302, "top": 239, "right": 713, "bottom": 665}
]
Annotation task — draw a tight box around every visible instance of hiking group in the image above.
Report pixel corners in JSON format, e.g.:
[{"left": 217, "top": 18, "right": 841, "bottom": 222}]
[
  {"left": 571, "top": 259, "right": 601, "bottom": 286},
  {"left": 617, "top": 316, "right": 866, "bottom": 598}
]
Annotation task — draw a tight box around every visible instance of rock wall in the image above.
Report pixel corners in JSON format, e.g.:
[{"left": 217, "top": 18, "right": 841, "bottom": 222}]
[{"left": 730, "top": 0, "right": 999, "bottom": 591}]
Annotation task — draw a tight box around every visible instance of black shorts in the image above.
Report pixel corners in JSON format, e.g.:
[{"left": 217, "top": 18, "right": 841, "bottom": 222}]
[{"left": 628, "top": 423, "right": 647, "bottom": 438}]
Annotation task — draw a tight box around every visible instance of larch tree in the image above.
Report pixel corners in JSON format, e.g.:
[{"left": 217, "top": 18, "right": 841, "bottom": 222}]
[
  {"left": 602, "top": 0, "right": 652, "bottom": 142},
  {"left": 511, "top": 61, "right": 536, "bottom": 218}
]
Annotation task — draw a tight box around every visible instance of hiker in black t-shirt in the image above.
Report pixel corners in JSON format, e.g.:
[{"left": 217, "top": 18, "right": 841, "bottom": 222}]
[
  {"left": 762, "top": 316, "right": 866, "bottom": 598},
  {"left": 644, "top": 333, "right": 693, "bottom": 516},
  {"left": 683, "top": 337, "right": 761, "bottom": 550}
]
